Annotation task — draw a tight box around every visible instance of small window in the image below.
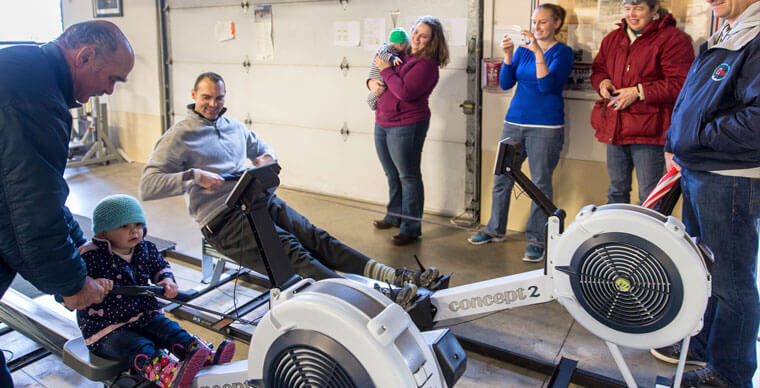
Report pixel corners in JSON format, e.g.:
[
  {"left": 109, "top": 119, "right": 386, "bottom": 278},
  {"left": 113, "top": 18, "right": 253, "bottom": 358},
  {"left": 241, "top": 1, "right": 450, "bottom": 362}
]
[{"left": 0, "top": 0, "right": 63, "bottom": 47}]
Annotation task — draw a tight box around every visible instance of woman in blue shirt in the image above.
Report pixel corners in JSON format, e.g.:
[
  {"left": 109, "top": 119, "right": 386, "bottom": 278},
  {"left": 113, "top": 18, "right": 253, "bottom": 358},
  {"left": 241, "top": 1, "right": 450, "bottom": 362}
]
[{"left": 468, "top": 4, "right": 573, "bottom": 263}]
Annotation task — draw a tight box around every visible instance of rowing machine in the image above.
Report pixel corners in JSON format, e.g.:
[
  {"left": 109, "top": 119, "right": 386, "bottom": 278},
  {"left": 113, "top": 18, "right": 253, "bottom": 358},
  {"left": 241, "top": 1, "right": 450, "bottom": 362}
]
[
  {"left": 420, "top": 139, "right": 711, "bottom": 388},
  {"left": 18, "top": 145, "right": 710, "bottom": 388},
  {"left": 188, "top": 148, "right": 711, "bottom": 387}
]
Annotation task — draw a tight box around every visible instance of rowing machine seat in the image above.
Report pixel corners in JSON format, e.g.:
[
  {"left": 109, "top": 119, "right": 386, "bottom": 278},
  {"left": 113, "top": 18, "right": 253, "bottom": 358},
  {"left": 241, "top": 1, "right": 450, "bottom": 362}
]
[{"left": 63, "top": 336, "right": 127, "bottom": 382}]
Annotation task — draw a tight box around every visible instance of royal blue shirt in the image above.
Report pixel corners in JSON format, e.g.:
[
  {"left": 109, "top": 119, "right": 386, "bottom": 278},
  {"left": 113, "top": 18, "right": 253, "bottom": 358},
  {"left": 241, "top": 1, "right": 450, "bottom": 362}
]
[{"left": 499, "top": 42, "right": 574, "bottom": 126}]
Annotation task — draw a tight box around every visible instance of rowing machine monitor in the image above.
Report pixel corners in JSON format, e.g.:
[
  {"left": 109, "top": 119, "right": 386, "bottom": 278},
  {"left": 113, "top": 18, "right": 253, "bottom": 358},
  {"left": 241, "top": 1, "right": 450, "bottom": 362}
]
[{"left": 225, "top": 162, "right": 301, "bottom": 290}]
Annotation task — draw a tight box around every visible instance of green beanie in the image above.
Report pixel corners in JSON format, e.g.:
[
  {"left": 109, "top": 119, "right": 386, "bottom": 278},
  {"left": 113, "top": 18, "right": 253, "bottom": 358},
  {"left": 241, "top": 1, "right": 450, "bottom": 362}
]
[
  {"left": 92, "top": 194, "right": 146, "bottom": 234},
  {"left": 389, "top": 27, "right": 409, "bottom": 44}
]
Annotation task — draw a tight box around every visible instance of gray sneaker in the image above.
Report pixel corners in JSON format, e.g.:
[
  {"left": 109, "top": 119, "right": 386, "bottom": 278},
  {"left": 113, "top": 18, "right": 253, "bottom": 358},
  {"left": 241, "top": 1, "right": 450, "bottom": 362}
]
[
  {"left": 680, "top": 366, "right": 730, "bottom": 387},
  {"left": 392, "top": 267, "right": 440, "bottom": 289},
  {"left": 650, "top": 343, "right": 707, "bottom": 367},
  {"left": 373, "top": 283, "right": 418, "bottom": 310}
]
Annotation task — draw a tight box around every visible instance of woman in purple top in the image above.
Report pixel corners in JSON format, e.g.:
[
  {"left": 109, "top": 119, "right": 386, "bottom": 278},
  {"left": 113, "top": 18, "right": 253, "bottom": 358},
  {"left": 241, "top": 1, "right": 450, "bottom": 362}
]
[{"left": 368, "top": 15, "right": 450, "bottom": 246}]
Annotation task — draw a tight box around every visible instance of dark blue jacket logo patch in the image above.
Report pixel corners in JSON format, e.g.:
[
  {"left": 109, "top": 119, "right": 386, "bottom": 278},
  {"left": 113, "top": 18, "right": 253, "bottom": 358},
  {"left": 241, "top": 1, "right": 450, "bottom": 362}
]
[{"left": 712, "top": 63, "right": 730, "bottom": 81}]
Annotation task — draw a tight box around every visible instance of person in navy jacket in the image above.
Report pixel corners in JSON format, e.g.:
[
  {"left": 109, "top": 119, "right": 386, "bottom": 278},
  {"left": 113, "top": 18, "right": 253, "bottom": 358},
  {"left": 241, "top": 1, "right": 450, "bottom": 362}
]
[
  {"left": 653, "top": 1, "right": 760, "bottom": 387},
  {"left": 77, "top": 195, "right": 235, "bottom": 388},
  {"left": 0, "top": 20, "right": 134, "bottom": 387}
]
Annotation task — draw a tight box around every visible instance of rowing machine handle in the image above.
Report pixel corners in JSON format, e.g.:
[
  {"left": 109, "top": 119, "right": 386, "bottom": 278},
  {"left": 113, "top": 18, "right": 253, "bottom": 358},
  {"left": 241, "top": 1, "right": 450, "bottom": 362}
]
[{"left": 111, "top": 285, "right": 194, "bottom": 302}]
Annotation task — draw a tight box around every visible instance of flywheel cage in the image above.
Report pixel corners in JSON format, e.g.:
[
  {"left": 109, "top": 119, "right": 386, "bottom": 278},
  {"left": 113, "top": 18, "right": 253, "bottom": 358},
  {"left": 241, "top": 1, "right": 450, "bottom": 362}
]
[
  {"left": 568, "top": 232, "right": 684, "bottom": 333},
  {"left": 268, "top": 345, "right": 356, "bottom": 388},
  {"left": 263, "top": 329, "right": 374, "bottom": 388}
]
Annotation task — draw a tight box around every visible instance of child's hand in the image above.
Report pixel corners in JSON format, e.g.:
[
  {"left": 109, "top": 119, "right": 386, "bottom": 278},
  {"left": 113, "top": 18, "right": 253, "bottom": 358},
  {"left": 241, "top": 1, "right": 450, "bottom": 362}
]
[
  {"left": 96, "top": 278, "right": 113, "bottom": 294},
  {"left": 157, "top": 278, "right": 178, "bottom": 299},
  {"left": 392, "top": 57, "right": 403, "bottom": 66}
]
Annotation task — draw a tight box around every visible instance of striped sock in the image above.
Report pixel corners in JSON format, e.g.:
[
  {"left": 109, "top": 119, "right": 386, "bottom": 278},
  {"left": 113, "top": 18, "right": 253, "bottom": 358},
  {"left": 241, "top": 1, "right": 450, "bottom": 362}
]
[{"left": 364, "top": 259, "right": 395, "bottom": 283}]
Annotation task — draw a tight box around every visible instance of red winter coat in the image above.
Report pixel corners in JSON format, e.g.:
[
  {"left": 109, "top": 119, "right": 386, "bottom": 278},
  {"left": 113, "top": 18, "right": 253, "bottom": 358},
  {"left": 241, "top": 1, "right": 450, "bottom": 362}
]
[{"left": 590, "top": 14, "right": 694, "bottom": 145}]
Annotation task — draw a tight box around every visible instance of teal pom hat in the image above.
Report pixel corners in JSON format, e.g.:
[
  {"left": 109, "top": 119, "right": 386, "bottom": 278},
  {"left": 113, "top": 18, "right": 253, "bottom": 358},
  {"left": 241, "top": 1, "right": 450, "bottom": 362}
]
[
  {"left": 92, "top": 194, "right": 147, "bottom": 234},
  {"left": 389, "top": 27, "right": 409, "bottom": 44}
]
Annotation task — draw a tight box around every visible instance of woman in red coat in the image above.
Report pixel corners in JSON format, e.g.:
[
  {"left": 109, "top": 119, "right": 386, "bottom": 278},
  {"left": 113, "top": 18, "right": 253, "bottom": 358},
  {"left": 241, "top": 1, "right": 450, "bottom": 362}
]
[{"left": 590, "top": 0, "right": 693, "bottom": 204}]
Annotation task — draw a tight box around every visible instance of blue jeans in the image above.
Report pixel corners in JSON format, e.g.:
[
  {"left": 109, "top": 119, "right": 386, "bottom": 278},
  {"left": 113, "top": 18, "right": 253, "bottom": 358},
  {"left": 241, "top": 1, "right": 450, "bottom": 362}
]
[
  {"left": 374, "top": 120, "right": 429, "bottom": 237},
  {"left": 681, "top": 169, "right": 760, "bottom": 388},
  {"left": 93, "top": 314, "right": 193, "bottom": 372},
  {"left": 485, "top": 123, "right": 564, "bottom": 244},
  {"left": 606, "top": 144, "right": 664, "bottom": 204}
]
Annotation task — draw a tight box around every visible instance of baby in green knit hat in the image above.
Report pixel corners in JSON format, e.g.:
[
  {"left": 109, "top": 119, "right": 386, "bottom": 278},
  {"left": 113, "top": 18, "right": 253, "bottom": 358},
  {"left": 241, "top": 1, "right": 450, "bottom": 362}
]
[{"left": 366, "top": 27, "right": 409, "bottom": 111}]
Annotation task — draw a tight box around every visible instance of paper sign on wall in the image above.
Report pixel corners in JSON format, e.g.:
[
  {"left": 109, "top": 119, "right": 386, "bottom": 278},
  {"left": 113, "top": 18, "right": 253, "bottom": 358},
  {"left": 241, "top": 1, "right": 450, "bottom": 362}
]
[
  {"left": 363, "top": 18, "right": 386, "bottom": 52},
  {"left": 254, "top": 5, "right": 273, "bottom": 61},
  {"left": 214, "top": 21, "right": 235, "bottom": 42},
  {"left": 334, "top": 21, "right": 360, "bottom": 47}
]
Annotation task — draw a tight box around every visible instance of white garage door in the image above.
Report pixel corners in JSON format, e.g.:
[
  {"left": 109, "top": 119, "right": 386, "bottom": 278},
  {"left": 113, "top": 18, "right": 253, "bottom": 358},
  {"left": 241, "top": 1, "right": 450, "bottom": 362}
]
[{"left": 165, "top": 0, "right": 470, "bottom": 216}]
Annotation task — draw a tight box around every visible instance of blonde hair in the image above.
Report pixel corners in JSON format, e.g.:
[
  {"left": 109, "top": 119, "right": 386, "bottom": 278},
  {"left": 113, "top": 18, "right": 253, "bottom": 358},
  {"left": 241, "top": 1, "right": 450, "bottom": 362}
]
[{"left": 536, "top": 4, "right": 567, "bottom": 34}]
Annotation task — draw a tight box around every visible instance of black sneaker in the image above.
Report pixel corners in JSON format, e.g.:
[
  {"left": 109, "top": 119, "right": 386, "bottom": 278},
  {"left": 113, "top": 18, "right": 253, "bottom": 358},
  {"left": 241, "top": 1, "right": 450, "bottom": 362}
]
[
  {"left": 650, "top": 343, "right": 707, "bottom": 367},
  {"left": 373, "top": 283, "right": 418, "bottom": 310},
  {"left": 680, "top": 366, "right": 730, "bottom": 387}
]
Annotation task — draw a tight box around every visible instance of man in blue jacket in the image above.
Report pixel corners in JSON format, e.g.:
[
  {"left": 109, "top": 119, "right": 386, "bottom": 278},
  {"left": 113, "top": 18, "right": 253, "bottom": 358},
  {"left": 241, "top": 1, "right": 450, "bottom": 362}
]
[
  {"left": 0, "top": 20, "right": 134, "bottom": 386},
  {"left": 654, "top": 0, "right": 760, "bottom": 386}
]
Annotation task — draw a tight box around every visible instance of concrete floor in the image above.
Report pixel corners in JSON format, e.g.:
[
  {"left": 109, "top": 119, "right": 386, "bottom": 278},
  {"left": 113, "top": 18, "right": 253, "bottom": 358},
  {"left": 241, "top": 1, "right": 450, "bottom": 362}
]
[{"left": 3, "top": 161, "right": 749, "bottom": 387}]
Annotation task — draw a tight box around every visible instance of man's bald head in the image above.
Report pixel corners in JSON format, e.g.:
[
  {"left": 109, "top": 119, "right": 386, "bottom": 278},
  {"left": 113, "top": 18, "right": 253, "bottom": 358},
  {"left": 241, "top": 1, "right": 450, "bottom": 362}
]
[
  {"left": 57, "top": 20, "right": 133, "bottom": 57},
  {"left": 56, "top": 20, "right": 135, "bottom": 103}
]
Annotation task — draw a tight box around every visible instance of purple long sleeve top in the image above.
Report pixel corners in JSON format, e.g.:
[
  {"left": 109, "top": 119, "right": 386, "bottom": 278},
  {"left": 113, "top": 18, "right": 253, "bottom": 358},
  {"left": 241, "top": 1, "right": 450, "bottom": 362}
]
[{"left": 375, "top": 55, "right": 440, "bottom": 127}]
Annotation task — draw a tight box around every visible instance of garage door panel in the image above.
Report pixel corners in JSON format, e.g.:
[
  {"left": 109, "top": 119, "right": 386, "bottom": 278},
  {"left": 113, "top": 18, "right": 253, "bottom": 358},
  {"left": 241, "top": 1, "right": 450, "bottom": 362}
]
[
  {"left": 270, "top": 1, "right": 468, "bottom": 67},
  {"left": 166, "top": 0, "right": 470, "bottom": 215},
  {"left": 167, "top": 1, "right": 469, "bottom": 70},
  {"left": 254, "top": 122, "right": 464, "bottom": 215},
  {"left": 167, "top": 6, "right": 255, "bottom": 65}
]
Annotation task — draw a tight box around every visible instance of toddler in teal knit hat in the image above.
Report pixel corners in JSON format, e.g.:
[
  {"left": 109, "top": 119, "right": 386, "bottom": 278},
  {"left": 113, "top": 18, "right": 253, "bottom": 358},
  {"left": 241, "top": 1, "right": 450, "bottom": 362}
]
[
  {"left": 366, "top": 27, "right": 409, "bottom": 111},
  {"left": 92, "top": 194, "right": 147, "bottom": 251},
  {"left": 79, "top": 194, "right": 236, "bottom": 387}
]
